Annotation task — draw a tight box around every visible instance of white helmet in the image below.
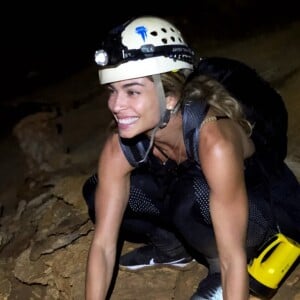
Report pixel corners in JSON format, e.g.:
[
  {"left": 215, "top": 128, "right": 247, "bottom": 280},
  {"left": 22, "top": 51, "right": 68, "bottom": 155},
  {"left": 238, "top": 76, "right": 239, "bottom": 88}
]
[{"left": 95, "top": 16, "right": 195, "bottom": 84}]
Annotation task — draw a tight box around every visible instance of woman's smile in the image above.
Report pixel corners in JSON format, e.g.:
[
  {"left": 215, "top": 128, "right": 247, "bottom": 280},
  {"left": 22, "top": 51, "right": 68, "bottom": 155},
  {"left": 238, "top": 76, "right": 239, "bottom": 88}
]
[
  {"left": 116, "top": 116, "right": 140, "bottom": 131},
  {"left": 116, "top": 116, "right": 139, "bottom": 125}
]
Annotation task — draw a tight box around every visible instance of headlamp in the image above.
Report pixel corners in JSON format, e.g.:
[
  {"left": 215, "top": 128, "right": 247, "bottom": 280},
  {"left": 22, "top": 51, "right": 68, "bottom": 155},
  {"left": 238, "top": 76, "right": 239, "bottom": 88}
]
[
  {"left": 94, "top": 44, "right": 195, "bottom": 68},
  {"left": 95, "top": 50, "right": 109, "bottom": 66}
]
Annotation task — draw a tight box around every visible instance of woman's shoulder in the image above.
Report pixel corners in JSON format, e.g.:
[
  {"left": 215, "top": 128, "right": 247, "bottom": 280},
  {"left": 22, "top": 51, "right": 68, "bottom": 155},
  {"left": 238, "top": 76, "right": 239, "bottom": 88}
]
[
  {"left": 100, "top": 133, "right": 134, "bottom": 172},
  {"left": 199, "top": 117, "right": 254, "bottom": 162}
]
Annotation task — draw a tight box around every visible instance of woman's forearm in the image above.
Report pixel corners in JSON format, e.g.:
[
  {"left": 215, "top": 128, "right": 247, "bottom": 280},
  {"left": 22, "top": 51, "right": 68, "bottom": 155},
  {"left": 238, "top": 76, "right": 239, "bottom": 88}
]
[{"left": 85, "top": 242, "right": 115, "bottom": 300}]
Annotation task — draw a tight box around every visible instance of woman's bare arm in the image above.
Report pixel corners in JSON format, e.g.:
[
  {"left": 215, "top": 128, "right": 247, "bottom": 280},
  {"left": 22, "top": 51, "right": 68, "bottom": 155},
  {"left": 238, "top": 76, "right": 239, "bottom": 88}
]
[
  {"left": 199, "top": 121, "right": 249, "bottom": 300},
  {"left": 85, "top": 133, "right": 134, "bottom": 300}
]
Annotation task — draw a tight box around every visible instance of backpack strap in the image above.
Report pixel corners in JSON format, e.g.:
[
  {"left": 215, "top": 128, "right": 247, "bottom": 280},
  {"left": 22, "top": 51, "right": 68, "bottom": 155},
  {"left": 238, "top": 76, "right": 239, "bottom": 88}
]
[
  {"left": 119, "top": 134, "right": 150, "bottom": 168},
  {"left": 182, "top": 100, "right": 209, "bottom": 164}
]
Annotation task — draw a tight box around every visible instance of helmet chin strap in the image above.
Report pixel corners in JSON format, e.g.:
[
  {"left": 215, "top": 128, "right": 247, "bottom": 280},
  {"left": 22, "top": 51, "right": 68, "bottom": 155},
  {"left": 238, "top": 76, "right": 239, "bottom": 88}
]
[
  {"left": 138, "top": 74, "right": 171, "bottom": 164},
  {"left": 152, "top": 74, "right": 170, "bottom": 129}
]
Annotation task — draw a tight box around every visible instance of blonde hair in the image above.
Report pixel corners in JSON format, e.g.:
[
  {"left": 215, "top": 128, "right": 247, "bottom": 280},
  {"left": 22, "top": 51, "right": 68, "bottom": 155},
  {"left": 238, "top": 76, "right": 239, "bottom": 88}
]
[{"left": 182, "top": 74, "right": 253, "bottom": 136}]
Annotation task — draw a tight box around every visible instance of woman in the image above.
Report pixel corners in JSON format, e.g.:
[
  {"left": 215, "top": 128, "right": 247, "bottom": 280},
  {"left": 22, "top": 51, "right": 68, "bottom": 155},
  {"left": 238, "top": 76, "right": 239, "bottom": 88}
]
[{"left": 83, "top": 16, "right": 300, "bottom": 299}]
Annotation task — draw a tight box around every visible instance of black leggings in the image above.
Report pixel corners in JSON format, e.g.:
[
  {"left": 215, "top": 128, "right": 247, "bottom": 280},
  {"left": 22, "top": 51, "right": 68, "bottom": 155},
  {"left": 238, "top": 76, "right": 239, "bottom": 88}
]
[{"left": 82, "top": 157, "right": 300, "bottom": 263}]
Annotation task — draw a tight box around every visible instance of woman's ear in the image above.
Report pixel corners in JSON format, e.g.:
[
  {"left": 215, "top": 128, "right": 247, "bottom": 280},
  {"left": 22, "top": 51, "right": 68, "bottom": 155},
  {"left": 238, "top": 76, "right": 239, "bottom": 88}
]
[{"left": 166, "top": 95, "right": 179, "bottom": 111}]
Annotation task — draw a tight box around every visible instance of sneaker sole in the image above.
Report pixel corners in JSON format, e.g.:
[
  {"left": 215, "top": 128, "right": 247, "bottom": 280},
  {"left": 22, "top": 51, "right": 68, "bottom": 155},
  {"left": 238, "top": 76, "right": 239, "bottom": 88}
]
[{"left": 119, "top": 259, "right": 197, "bottom": 272}]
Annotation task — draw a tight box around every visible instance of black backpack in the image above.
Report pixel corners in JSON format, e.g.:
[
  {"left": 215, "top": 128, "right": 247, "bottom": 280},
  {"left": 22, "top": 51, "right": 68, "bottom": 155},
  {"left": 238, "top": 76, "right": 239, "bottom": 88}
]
[
  {"left": 195, "top": 57, "right": 288, "bottom": 170},
  {"left": 120, "top": 57, "right": 288, "bottom": 170}
]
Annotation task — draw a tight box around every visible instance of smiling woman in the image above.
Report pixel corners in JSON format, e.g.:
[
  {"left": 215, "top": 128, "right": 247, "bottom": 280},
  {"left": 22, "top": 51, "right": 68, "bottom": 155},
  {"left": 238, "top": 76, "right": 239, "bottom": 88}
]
[
  {"left": 0, "top": 7, "right": 299, "bottom": 300},
  {"left": 81, "top": 15, "right": 300, "bottom": 300}
]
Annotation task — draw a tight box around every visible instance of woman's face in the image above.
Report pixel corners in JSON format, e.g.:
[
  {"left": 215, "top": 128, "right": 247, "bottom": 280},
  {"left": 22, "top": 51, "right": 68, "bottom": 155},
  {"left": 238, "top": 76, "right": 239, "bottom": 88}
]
[{"left": 107, "top": 77, "right": 161, "bottom": 138}]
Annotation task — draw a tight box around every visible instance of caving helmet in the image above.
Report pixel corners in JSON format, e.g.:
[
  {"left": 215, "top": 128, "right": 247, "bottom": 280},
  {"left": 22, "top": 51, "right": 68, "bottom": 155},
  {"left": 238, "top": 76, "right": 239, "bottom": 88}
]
[{"left": 95, "top": 16, "right": 195, "bottom": 84}]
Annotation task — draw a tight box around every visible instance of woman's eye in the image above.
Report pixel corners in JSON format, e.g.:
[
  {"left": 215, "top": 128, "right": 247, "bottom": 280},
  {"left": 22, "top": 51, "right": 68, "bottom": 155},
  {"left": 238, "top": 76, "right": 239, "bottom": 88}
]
[
  {"left": 107, "top": 88, "right": 115, "bottom": 95},
  {"left": 127, "top": 90, "right": 140, "bottom": 96}
]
